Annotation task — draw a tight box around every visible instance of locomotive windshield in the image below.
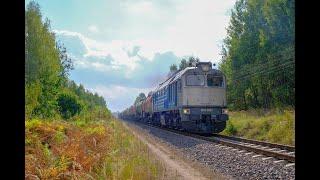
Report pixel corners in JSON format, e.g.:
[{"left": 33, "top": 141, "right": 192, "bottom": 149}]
[
  {"left": 207, "top": 75, "right": 223, "bottom": 87},
  {"left": 186, "top": 75, "right": 205, "bottom": 86}
]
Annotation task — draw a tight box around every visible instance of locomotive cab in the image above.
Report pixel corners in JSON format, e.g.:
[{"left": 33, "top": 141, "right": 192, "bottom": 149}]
[{"left": 180, "top": 62, "right": 228, "bottom": 133}]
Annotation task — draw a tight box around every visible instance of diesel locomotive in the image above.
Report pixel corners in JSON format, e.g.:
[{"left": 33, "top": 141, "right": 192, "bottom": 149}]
[{"left": 120, "top": 62, "right": 229, "bottom": 134}]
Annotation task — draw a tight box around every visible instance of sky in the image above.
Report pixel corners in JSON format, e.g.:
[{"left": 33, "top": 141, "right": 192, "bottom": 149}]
[{"left": 25, "top": 0, "right": 237, "bottom": 112}]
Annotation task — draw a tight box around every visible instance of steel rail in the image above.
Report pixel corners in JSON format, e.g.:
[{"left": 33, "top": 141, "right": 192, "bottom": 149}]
[
  {"left": 212, "top": 134, "right": 295, "bottom": 151},
  {"left": 125, "top": 119, "right": 295, "bottom": 163}
]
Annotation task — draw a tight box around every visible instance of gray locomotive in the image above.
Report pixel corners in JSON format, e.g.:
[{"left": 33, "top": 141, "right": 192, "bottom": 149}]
[{"left": 120, "top": 62, "right": 229, "bottom": 134}]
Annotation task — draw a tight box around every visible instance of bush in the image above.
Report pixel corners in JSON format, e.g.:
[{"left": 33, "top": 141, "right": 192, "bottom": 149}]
[
  {"left": 25, "top": 82, "right": 42, "bottom": 119},
  {"left": 225, "top": 121, "right": 237, "bottom": 135},
  {"left": 57, "top": 92, "right": 83, "bottom": 119}
]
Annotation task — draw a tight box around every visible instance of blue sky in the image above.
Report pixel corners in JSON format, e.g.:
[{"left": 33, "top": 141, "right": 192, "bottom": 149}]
[{"left": 26, "top": 0, "right": 236, "bottom": 112}]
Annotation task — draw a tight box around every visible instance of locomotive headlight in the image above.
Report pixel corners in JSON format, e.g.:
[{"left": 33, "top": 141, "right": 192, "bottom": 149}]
[
  {"left": 222, "top": 108, "right": 228, "bottom": 114},
  {"left": 183, "top": 108, "right": 190, "bottom": 114}
]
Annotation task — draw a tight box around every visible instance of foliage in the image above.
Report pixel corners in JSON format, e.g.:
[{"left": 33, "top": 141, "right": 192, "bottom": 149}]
[
  {"left": 25, "top": 118, "right": 164, "bottom": 179},
  {"left": 169, "top": 64, "right": 178, "bottom": 72},
  {"left": 167, "top": 56, "right": 200, "bottom": 73},
  {"left": 25, "top": 118, "right": 112, "bottom": 179},
  {"left": 221, "top": 109, "right": 295, "bottom": 145},
  {"left": 57, "top": 91, "right": 83, "bottom": 119},
  {"left": 25, "top": 1, "right": 109, "bottom": 120},
  {"left": 219, "top": 0, "right": 295, "bottom": 110},
  {"left": 134, "top": 93, "right": 146, "bottom": 105},
  {"left": 25, "top": 1, "right": 62, "bottom": 118}
]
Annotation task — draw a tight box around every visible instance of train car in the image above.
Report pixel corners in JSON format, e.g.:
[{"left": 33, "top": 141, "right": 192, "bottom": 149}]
[
  {"left": 141, "top": 92, "right": 153, "bottom": 123},
  {"left": 151, "top": 62, "right": 228, "bottom": 133},
  {"left": 135, "top": 100, "right": 143, "bottom": 120},
  {"left": 128, "top": 105, "right": 136, "bottom": 119}
]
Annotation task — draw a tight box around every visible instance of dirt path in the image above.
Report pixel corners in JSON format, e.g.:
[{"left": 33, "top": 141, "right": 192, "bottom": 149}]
[{"left": 122, "top": 121, "right": 228, "bottom": 180}]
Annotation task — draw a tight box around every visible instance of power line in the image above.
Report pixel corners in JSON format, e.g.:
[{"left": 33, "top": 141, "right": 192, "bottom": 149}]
[
  {"left": 233, "top": 57, "right": 294, "bottom": 78},
  {"left": 231, "top": 58, "right": 294, "bottom": 80},
  {"left": 234, "top": 62, "right": 294, "bottom": 82},
  {"left": 232, "top": 61, "right": 294, "bottom": 82}
]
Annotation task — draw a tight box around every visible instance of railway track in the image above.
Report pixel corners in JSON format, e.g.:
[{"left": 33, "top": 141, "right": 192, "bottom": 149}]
[{"left": 128, "top": 120, "right": 295, "bottom": 163}]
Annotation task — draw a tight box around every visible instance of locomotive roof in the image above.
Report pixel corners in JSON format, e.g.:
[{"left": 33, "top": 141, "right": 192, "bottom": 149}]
[
  {"left": 154, "top": 66, "right": 224, "bottom": 92},
  {"left": 154, "top": 67, "right": 195, "bottom": 91}
]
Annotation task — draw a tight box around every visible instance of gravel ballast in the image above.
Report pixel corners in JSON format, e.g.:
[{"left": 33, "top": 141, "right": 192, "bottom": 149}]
[{"left": 125, "top": 120, "right": 295, "bottom": 180}]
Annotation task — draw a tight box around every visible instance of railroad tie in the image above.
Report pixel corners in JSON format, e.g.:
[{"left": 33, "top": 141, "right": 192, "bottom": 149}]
[
  {"left": 285, "top": 163, "right": 295, "bottom": 167},
  {"left": 262, "top": 157, "right": 273, "bottom": 161},
  {"left": 286, "top": 152, "right": 295, "bottom": 155},
  {"left": 276, "top": 150, "right": 286, "bottom": 153},
  {"left": 252, "top": 154, "right": 263, "bottom": 158},
  {"left": 273, "top": 160, "right": 285, "bottom": 164}
]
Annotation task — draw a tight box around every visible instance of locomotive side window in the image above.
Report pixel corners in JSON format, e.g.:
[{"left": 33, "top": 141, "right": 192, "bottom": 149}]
[
  {"left": 186, "top": 75, "right": 205, "bottom": 86},
  {"left": 207, "top": 75, "right": 223, "bottom": 87}
]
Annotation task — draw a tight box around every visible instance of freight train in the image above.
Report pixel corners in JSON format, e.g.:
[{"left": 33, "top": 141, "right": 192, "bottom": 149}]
[{"left": 119, "top": 62, "right": 229, "bottom": 134}]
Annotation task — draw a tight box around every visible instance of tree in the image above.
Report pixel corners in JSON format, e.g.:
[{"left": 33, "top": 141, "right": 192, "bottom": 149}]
[
  {"left": 134, "top": 93, "right": 146, "bottom": 105},
  {"left": 169, "top": 64, "right": 178, "bottom": 72},
  {"left": 179, "top": 58, "right": 188, "bottom": 70},
  {"left": 187, "top": 56, "right": 200, "bottom": 66},
  {"left": 25, "top": 1, "right": 111, "bottom": 120},
  {"left": 219, "top": 0, "right": 295, "bottom": 110},
  {"left": 178, "top": 56, "right": 200, "bottom": 70},
  {"left": 57, "top": 42, "right": 74, "bottom": 86},
  {"left": 57, "top": 92, "right": 83, "bottom": 119},
  {"left": 26, "top": 1, "right": 63, "bottom": 117}
]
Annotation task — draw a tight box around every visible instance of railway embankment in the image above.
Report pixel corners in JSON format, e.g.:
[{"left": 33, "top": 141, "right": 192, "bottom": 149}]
[
  {"left": 123, "top": 119, "right": 295, "bottom": 180},
  {"left": 122, "top": 120, "right": 228, "bottom": 180},
  {"left": 222, "top": 109, "right": 295, "bottom": 146}
]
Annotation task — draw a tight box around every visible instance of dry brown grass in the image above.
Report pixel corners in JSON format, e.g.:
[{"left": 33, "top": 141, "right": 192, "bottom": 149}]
[
  {"left": 25, "top": 119, "right": 113, "bottom": 179},
  {"left": 25, "top": 118, "right": 164, "bottom": 179}
]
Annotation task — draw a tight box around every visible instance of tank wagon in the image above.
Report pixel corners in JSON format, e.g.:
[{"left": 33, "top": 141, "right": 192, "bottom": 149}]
[{"left": 120, "top": 62, "right": 229, "bottom": 134}]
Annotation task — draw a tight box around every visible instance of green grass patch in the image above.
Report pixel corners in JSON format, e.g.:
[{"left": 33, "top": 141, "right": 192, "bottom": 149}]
[
  {"left": 95, "top": 119, "right": 164, "bottom": 179},
  {"left": 221, "top": 109, "right": 295, "bottom": 145}
]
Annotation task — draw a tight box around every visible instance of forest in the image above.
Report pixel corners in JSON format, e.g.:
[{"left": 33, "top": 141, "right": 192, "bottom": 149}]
[
  {"left": 25, "top": 1, "right": 111, "bottom": 121},
  {"left": 219, "top": 0, "right": 295, "bottom": 110}
]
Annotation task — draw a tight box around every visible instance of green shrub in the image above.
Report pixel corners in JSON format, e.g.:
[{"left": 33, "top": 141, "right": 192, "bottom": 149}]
[
  {"left": 26, "top": 119, "right": 43, "bottom": 130},
  {"left": 25, "top": 81, "right": 42, "bottom": 119},
  {"left": 54, "top": 131, "right": 65, "bottom": 144},
  {"left": 57, "top": 92, "right": 83, "bottom": 119},
  {"left": 225, "top": 121, "right": 237, "bottom": 135}
]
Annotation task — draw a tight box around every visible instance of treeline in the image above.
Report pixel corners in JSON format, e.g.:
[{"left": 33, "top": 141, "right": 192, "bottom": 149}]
[
  {"left": 169, "top": 56, "right": 201, "bottom": 73},
  {"left": 25, "top": 1, "right": 110, "bottom": 120},
  {"left": 219, "top": 0, "right": 295, "bottom": 110}
]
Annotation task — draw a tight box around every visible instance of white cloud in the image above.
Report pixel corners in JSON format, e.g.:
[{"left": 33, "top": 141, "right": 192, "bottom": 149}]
[
  {"left": 145, "top": 0, "right": 236, "bottom": 63},
  {"left": 53, "top": 0, "right": 236, "bottom": 72},
  {"left": 54, "top": 29, "right": 142, "bottom": 72},
  {"left": 88, "top": 84, "right": 154, "bottom": 111},
  {"left": 118, "top": 0, "right": 236, "bottom": 64},
  {"left": 90, "top": 84, "right": 153, "bottom": 100},
  {"left": 88, "top": 25, "right": 99, "bottom": 33}
]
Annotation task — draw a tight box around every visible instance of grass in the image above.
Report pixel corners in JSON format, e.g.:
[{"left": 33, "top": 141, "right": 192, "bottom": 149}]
[
  {"left": 221, "top": 108, "right": 295, "bottom": 146},
  {"left": 25, "top": 117, "right": 164, "bottom": 179},
  {"left": 96, "top": 120, "right": 164, "bottom": 179}
]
